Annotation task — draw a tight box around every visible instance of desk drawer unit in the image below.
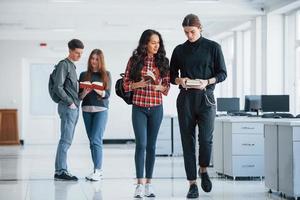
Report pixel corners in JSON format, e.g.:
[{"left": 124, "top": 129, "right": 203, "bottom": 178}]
[
  {"left": 232, "top": 123, "right": 263, "bottom": 134},
  {"left": 232, "top": 134, "right": 264, "bottom": 155},
  {"left": 223, "top": 122, "right": 264, "bottom": 178},
  {"left": 293, "top": 127, "right": 300, "bottom": 141},
  {"left": 230, "top": 156, "right": 264, "bottom": 177}
]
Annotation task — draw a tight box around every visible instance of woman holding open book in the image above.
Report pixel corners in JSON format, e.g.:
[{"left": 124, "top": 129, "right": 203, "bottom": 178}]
[
  {"left": 79, "top": 49, "right": 111, "bottom": 181},
  {"left": 123, "top": 29, "right": 170, "bottom": 198}
]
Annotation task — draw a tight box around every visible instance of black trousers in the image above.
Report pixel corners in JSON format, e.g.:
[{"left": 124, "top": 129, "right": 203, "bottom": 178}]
[{"left": 176, "top": 89, "right": 216, "bottom": 181}]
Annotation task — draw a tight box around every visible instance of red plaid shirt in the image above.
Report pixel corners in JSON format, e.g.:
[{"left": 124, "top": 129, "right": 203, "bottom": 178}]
[{"left": 123, "top": 56, "right": 170, "bottom": 107}]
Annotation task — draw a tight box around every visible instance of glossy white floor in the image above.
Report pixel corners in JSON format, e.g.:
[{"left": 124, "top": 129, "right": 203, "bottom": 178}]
[{"left": 0, "top": 144, "right": 283, "bottom": 200}]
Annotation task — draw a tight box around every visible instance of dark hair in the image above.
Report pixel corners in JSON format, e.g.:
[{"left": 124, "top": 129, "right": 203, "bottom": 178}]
[
  {"left": 182, "top": 14, "right": 202, "bottom": 29},
  {"left": 68, "top": 39, "right": 84, "bottom": 50},
  {"left": 129, "top": 29, "right": 169, "bottom": 81},
  {"left": 84, "top": 49, "right": 109, "bottom": 89}
]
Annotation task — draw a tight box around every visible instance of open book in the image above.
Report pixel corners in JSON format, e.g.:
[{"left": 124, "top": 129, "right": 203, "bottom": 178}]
[
  {"left": 186, "top": 79, "right": 202, "bottom": 87},
  {"left": 79, "top": 81, "right": 104, "bottom": 90},
  {"left": 143, "top": 70, "right": 156, "bottom": 83}
]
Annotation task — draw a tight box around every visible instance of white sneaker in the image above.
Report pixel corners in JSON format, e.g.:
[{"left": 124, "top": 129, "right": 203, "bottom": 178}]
[
  {"left": 144, "top": 183, "right": 155, "bottom": 197},
  {"left": 134, "top": 184, "right": 144, "bottom": 198},
  {"left": 85, "top": 169, "right": 103, "bottom": 181}
]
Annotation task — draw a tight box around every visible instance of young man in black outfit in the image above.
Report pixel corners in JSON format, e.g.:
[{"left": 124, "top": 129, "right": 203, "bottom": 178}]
[{"left": 170, "top": 14, "right": 227, "bottom": 198}]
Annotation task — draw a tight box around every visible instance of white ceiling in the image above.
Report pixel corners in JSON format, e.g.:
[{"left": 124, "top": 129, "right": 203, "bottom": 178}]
[{"left": 0, "top": 0, "right": 297, "bottom": 41}]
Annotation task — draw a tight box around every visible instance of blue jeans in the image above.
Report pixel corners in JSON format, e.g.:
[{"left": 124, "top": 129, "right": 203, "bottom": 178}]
[
  {"left": 55, "top": 103, "right": 79, "bottom": 173},
  {"left": 82, "top": 110, "right": 108, "bottom": 170},
  {"left": 132, "top": 105, "right": 163, "bottom": 179}
]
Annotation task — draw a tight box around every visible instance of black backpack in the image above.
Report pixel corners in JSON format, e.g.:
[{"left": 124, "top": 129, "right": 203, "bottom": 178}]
[
  {"left": 48, "top": 65, "right": 61, "bottom": 103},
  {"left": 115, "top": 73, "right": 133, "bottom": 105}
]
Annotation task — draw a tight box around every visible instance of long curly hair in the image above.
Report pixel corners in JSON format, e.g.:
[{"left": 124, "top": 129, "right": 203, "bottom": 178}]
[
  {"left": 129, "top": 29, "right": 169, "bottom": 81},
  {"left": 84, "top": 49, "right": 109, "bottom": 89}
]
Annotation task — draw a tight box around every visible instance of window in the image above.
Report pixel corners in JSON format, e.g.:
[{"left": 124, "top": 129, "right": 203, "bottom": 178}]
[
  {"left": 243, "top": 30, "right": 251, "bottom": 95},
  {"left": 219, "top": 36, "right": 234, "bottom": 97},
  {"left": 295, "top": 10, "right": 300, "bottom": 114},
  {"left": 297, "top": 11, "right": 300, "bottom": 40},
  {"left": 296, "top": 11, "right": 300, "bottom": 113},
  {"left": 296, "top": 47, "right": 300, "bottom": 114}
]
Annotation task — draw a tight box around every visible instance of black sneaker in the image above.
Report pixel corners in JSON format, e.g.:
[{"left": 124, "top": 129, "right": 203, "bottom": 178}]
[
  {"left": 200, "top": 172, "right": 212, "bottom": 193},
  {"left": 54, "top": 171, "right": 78, "bottom": 181},
  {"left": 186, "top": 183, "right": 199, "bottom": 199}
]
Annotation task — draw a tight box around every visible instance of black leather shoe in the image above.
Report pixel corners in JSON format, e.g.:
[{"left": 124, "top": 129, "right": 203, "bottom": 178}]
[
  {"left": 54, "top": 171, "right": 78, "bottom": 181},
  {"left": 200, "top": 172, "right": 212, "bottom": 192},
  {"left": 186, "top": 183, "right": 199, "bottom": 199}
]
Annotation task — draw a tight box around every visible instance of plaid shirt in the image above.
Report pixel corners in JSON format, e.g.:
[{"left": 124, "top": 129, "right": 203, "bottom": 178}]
[{"left": 123, "top": 56, "right": 170, "bottom": 107}]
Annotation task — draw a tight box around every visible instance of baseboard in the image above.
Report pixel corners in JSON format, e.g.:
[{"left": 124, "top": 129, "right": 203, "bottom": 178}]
[{"left": 103, "top": 139, "right": 135, "bottom": 144}]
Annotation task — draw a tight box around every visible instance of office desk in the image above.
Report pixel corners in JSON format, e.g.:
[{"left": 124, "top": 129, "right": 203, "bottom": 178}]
[
  {"left": 214, "top": 116, "right": 300, "bottom": 198},
  {"left": 277, "top": 121, "right": 300, "bottom": 199},
  {"left": 262, "top": 120, "right": 300, "bottom": 199}
]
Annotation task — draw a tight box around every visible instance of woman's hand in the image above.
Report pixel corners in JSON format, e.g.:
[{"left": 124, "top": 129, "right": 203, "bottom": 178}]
[
  {"left": 79, "top": 88, "right": 92, "bottom": 100},
  {"left": 153, "top": 84, "right": 166, "bottom": 92},
  {"left": 131, "top": 80, "right": 148, "bottom": 90},
  {"left": 83, "top": 88, "right": 92, "bottom": 95},
  {"left": 94, "top": 89, "right": 104, "bottom": 96}
]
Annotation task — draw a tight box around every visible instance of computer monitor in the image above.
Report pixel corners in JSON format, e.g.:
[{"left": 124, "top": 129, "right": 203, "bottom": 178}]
[
  {"left": 261, "top": 95, "right": 289, "bottom": 112},
  {"left": 217, "top": 98, "right": 240, "bottom": 113},
  {"left": 244, "top": 95, "right": 261, "bottom": 114}
]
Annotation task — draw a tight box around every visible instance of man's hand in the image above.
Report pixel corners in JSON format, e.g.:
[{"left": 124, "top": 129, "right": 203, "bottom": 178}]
[
  {"left": 175, "top": 77, "right": 189, "bottom": 88},
  {"left": 194, "top": 79, "right": 208, "bottom": 90},
  {"left": 68, "top": 103, "right": 77, "bottom": 109}
]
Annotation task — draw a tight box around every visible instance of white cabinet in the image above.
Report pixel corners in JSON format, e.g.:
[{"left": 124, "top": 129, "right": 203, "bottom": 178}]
[
  {"left": 213, "top": 120, "right": 224, "bottom": 174},
  {"left": 156, "top": 116, "right": 172, "bottom": 156},
  {"left": 223, "top": 122, "right": 264, "bottom": 178},
  {"left": 278, "top": 125, "right": 300, "bottom": 199},
  {"left": 156, "top": 116, "right": 183, "bottom": 156},
  {"left": 172, "top": 117, "right": 183, "bottom": 156}
]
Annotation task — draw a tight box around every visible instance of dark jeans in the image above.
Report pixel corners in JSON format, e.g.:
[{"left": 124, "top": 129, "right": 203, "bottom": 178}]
[
  {"left": 132, "top": 104, "right": 163, "bottom": 179},
  {"left": 177, "top": 89, "right": 216, "bottom": 181},
  {"left": 82, "top": 110, "right": 108, "bottom": 170}
]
